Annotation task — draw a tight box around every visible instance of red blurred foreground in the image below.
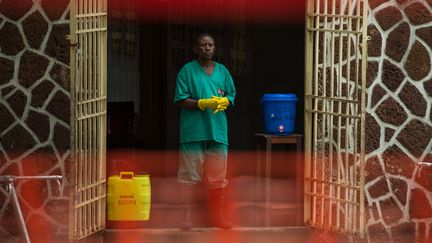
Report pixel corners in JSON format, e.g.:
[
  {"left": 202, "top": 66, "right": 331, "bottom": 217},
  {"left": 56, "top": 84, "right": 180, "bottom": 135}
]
[
  {"left": 108, "top": 0, "right": 306, "bottom": 23},
  {"left": 0, "top": 0, "right": 306, "bottom": 23},
  {"left": 105, "top": 149, "right": 302, "bottom": 227},
  {"left": 6, "top": 149, "right": 426, "bottom": 242}
]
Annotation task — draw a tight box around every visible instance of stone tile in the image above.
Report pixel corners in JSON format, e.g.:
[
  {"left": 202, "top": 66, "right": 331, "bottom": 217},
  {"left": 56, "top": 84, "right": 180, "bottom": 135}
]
[
  {"left": 367, "top": 61, "right": 379, "bottom": 88},
  {"left": 376, "top": 97, "right": 407, "bottom": 126},
  {"left": 1, "top": 124, "right": 36, "bottom": 159},
  {"left": 0, "top": 161, "right": 19, "bottom": 175},
  {"left": 415, "top": 163, "right": 432, "bottom": 192},
  {"left": 21, "top": 179, "right": 48, "bottom": 209},
  {"left": 371, "top": 83, "right": 386, "bottom": 109},
  {"left": 0, "top": 22, "right": 24, "bottom": 56},
  {"left": 409, "top": 188, "right": 432, "bottom": 219},
  {"left": 389, "top": 178, "right": 407, "bottom": 205},
  {"left": 46, "top": 91, "right": 70, "bottom": 123},
  {"left": 368, "top": 177, "right": 390, "bottom": 198},
  {"left": 383, "top": 145, "right": 415, "bottom": 178},
  {"left": 0, "top": 190, "right": 6, "bottom": 213},
  {"left": 399, "top": 82, "right": 427, "bottom": 117},
  {"left": 368, "top": 24, "right": 382, "bottom": 57},
  {"left": 30, "top": 79, "right": 55, "bottom": 108},
  {"left": 380, "top": 197, "right": 403, "bottom": 225},
  {"left": 385, "top": 22, "right": 410, "bottom": 62},
  {"left": 404, "top": 2, "right": 432, "bottom": 25},
  {"left": 22, "top": 10, "right": 49, "bottom": 50},
  {"left": 416, "top": 27, "right": 432, "bottom": 49},
  {"left": 390, "top": 222, "right": 416, "bottom": 243},
  {"left": 0, "top": 85, "right": 15, "bottom": 97},
  {"left": 0, "top": 57, "right": 14, "bottom": 85},
  {"left": 0, "top": 103, "right": 15, "bottom": 133},
  {"left": 365, "top": 156, "right": 384, "bottom": 183},
  {"left": 63, "top": 155, "right": 72, "bottom": 188},
  {"left": 367, "top": 222, "right": 391, "bottom": 243},
  {"left": 0, "top": 0, "right": 33, "bottom": 21},
  {"left": 371, "top": 202, "right": 380, "bottom": 221},
  {"left": 424, "top": 79, "right": 432, "bottom": 97},
  {"left": 397, "top": 119, "right": 432, "bottom": 158},
  {"left": 0, "top": 204, "right": 20, "bottom": 234},
  {"left": 53, "top": 122, "right": 70, "bottom": 156},
  {"left": 382, "top": 59, "right": 404, "bottom": 92},
  {"left": 384, "top": 127, "right": 395, "bottom": 142},
  {"left": 6, "top": 89, "right": 27, "bottom": 118},
  {"left": 366, "top": 114, "right": 381, "bottom": 153},
  {"left": 418, "top": 222, "right": 427, "bottom": 243},
  {"left": 375, "top": 6, "right": 402, "bottom": 31},
  {"left": 0, "top": 152, "right": 6, "bottom": 170},
  {"left": 424, "top": 154, "right": 432, "bottom": 163},
  {"left": 22, "top": 145, "right": 58, "bottom": 176},
  {"left": 404, "top": 41, "right": 431, "bottom": 81},
  {"left": 41, "top": 0, "right": 69, "bottom": 21},
  {"left": 18, "top": 51, "right": 49, "bottom": 88},
  {"left": 45, "top": 24, "right": 70, "bottom": 64},
  {"left": 26, "top": 109, "right": 50, "bottom": 142},
  {"left": 429, "top": 222, "right": 432, "bottom": 243},
  {"left": 369, "top": 0, "right": 390, "bottom": 9},
  {"left": 50, "top": 63, "right": 70, "bottom": 91}
]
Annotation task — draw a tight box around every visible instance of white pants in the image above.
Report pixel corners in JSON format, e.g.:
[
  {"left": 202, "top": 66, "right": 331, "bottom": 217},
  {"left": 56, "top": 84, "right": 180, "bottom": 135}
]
[{"left": 178, "top": 141, "right": 228, "bottom": 189}]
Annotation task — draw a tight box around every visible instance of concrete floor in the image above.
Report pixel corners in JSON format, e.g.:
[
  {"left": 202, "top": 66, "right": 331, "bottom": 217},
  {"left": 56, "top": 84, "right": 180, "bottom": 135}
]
[
  {"left": 83, "top": 227, "right": 365, "bottom": 243},
  {"left": 1, "top": 227, "right": 366, "bottom": 243}
]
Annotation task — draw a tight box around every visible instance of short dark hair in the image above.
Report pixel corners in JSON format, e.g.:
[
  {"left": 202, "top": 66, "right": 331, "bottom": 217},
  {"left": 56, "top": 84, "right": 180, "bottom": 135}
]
[{"left": 195, "top": 33, "right": 215, "bottom": 46}]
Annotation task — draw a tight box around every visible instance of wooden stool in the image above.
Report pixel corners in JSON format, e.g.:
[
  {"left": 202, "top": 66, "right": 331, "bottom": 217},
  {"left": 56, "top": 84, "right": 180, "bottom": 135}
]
[{"left": 254, "top": 133, "right": 303, "bottom": 227}]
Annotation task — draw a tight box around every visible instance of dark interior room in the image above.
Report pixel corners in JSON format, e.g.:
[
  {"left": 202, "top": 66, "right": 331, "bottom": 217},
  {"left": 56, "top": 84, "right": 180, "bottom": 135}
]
[{"left": 107, "top": 21, "right": 305, "bottom": 150}]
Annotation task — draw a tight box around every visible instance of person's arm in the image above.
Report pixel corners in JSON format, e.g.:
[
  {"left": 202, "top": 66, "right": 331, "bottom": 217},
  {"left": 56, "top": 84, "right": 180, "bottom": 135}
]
[
  {"left": 177, "top": 97, "right": 222, "bottom": 112},
  {"left": 224, "top": 70, "right": 236, "bottom": 107},
  {"left": 176, "top": 98, "right": 199, "bottom": 110}
]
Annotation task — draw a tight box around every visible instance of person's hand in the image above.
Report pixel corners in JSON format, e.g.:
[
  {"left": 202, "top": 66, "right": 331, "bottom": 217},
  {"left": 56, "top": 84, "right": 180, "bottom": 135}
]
[
  {"left": 198, "top": 98, "right": 220, "bottom": 111},
  {"left": 198, "top": 96, "right": 229, "bottom": 113},
  {"left": 212, "top": 96, "right": 229, "bottom": 113}
]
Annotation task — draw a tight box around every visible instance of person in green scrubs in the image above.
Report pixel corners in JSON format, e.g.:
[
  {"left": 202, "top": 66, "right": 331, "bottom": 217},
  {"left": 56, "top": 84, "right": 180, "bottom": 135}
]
[{"left": 174, "top": 33, "right": 236, "bottom": 230}]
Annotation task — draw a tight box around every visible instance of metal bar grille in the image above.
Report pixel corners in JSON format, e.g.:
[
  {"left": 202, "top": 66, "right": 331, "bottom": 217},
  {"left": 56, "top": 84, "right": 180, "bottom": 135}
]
[
  {"left": 304, "top": 0, "right": 368, "bottom": 237},
  {"left": 69, "top": 0, "right": 107, "bottom": 240}
]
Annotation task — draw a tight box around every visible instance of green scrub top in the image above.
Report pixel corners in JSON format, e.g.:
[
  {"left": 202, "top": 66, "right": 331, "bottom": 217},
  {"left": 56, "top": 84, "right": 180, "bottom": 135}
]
[{"left": 174, "top": 60, "right": 236, "bottom": 145}]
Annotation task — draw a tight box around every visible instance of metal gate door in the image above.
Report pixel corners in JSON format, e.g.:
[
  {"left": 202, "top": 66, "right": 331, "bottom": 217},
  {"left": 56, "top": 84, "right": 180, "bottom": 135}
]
[
  {"left": 69, "top": 0, "right": 108, "bottom": 239},
  {"left": 304, "top": 0, "right": 369, "bottom": 237}
]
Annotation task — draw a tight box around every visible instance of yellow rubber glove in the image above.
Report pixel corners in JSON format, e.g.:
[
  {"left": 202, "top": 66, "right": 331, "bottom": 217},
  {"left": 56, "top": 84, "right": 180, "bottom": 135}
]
[
  {"left": 197, "top": 98, "right": 220, "bottom": 111},
  {"left": 212, "top": 96, "right": 229, "bottom": 114}
]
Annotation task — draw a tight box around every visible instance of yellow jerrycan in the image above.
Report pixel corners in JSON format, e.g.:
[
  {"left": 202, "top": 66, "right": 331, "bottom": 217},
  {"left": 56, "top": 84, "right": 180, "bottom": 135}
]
[{"left": 107, "top": 172, "right": 151, "bottom": 221}]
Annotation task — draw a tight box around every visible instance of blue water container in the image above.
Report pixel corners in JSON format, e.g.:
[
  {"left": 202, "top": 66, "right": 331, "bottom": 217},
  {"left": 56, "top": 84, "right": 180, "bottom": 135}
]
[{"left": 261, "top": 94, "right": 298, "bottom": 134}]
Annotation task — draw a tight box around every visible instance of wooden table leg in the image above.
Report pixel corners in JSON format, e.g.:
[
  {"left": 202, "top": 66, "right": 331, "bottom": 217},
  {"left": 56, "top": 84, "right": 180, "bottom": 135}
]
[
  {"left": 255, "top": 137, "right": 262, "bottom": 226},
  {"left": 296, "top": 138, "right": 303, "bottom": 225},
  {"left": 265, "top": 137, "right": 272, "bottom": 227}
]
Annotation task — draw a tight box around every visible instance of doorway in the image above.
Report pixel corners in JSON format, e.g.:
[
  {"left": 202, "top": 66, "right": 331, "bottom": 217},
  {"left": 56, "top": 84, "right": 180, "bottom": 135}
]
[
  {"left": 69, "top": 0, "right": 368, "bottom": 239},
  {"left": 107, "top": 21, "right": 306, "bottom": 150}
]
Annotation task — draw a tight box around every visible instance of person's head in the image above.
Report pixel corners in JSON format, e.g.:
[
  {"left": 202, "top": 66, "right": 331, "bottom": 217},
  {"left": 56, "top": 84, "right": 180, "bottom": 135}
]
[{"left": 194, "top": 33, "right": 215, "bottom": 61}]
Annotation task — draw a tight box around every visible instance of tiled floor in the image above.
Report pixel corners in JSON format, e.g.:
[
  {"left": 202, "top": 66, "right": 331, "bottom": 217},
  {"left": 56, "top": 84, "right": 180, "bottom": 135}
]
[
  {"left": 91, "top": 227, "right": 322, "bottom": 243},
  {"left": 3, "top": 226, "right": 412, "bottom": 243}
]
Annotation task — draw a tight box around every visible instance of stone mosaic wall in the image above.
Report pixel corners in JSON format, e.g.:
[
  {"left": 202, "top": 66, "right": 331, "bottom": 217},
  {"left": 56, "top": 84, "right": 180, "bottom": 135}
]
[
  {"left": 366, "top": 0, "right": 432, "bottom": 242},
  {"left": 0, "top": 0, "right": 70, "bottom": 237}
]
